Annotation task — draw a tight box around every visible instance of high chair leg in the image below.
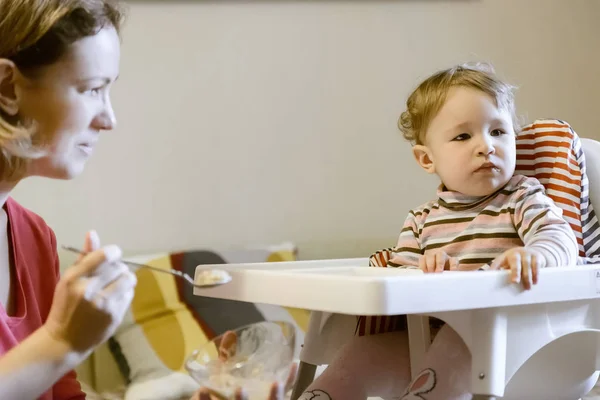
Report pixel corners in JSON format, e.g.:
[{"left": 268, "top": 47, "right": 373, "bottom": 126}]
[
  {"left": 291, "top": 361, "right": 317, "bottom": 400},
  {"left": 470, "top": 308, "right": 507, "bottom": 397},
  {"left": 406, "top": 314, "right": 431, "bottom": 378}
]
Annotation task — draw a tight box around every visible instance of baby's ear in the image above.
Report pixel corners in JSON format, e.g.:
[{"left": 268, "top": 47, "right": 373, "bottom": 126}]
[{"left": 412, "top": 145, "right": 435, "bottom": 174}]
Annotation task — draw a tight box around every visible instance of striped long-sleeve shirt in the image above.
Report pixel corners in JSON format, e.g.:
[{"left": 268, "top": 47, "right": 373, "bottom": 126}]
[{"left": 388, "top": 174, "right": 579, "bottom": 270}]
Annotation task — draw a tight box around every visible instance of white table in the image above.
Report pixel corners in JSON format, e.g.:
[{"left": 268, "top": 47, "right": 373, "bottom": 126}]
[{"left": 193, "top": 259, "right": 600, "bottom": 400}]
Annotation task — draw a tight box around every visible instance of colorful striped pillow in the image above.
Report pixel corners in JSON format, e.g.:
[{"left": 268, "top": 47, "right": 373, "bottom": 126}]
[
  {"left": 357, "top": 118, "right": 600, "bottom": 337},
  {"left": 97, "top": 244, "right": 310, "bottom": 399}
]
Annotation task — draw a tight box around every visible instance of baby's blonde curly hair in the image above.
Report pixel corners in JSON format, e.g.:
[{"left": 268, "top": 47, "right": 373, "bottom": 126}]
[{"left": 398, "top": 63, "right": 519, "bottom": 146}]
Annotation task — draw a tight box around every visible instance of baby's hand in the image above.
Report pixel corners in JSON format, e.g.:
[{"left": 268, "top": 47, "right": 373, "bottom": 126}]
[
  {"left": 490, "top": 247, "right": 546, "bottom": 290},
  {"left": 419, "top": 250, "right": 459, "bottom": 273}
]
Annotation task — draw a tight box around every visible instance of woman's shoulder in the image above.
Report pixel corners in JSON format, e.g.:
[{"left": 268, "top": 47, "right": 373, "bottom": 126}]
[{"left": 5, "top": 197, "right": 56, "bottom": 247}]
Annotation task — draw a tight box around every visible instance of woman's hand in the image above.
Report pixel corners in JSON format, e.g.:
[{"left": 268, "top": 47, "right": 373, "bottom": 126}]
[
  {"left": 191, "top": 329, "right": 298, "bottom": 400},
  {"left": 42, "top": 230, "right": 137, "bottom": 354}
]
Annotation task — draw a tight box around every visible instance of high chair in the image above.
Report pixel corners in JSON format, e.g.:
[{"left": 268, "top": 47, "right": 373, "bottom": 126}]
[{"left": 193, "top": 120, "right": 600, "bottom": 400}]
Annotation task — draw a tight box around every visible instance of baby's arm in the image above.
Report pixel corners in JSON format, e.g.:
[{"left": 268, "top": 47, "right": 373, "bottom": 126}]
[
  {"left": 387, "top": 211, "right": 457, "bottom": 272},
  {"left": 490, "top": 181, "right": 579, "bottom": 288},
  {"left": 387, "top": 211, "right": 422, "bottom": 268},
  {"left": 512, "top": 182, "right": 579, "bottom": 267}
]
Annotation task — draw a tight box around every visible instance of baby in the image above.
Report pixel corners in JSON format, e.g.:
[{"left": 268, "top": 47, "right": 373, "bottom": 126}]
[
  {"left": 389, "top": 62, "right": 578, "bottom": 288},
  {"left": 298, "top": 63, "right": 580, "bottom": 400}
]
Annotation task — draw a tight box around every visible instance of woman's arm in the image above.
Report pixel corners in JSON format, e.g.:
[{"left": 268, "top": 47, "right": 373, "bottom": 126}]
[
  {"left": 0, "top": 327, "right": 88, "bottom": 400},
  {"left": 387, "top": 211, "right": 423, "bottom": 268},
  {"left": 0, "top": 232, "right": 136, "bottom": 399}
]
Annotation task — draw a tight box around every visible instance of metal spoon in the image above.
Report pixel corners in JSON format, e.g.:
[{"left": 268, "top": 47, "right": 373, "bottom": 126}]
[{"left": 61, "top": 245, "right": 232, "bottom": 289}]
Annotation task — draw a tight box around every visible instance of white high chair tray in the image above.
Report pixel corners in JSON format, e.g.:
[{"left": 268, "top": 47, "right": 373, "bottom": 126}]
[{"left": 193, "top": 259, "right": 600, "bottom": 316}]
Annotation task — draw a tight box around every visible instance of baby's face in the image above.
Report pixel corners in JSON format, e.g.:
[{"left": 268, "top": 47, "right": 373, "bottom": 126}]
[{"left": 415, "top": 86, "right": 516, "bottom": 196}]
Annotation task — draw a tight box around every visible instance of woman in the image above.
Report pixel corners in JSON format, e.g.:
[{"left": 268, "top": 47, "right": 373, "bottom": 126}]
[
  {"left": 0, "top": 0, "right": 137, "bottom": 398},
  {"left": 0, "top": 1, "right": 292, "bottom": 399}
]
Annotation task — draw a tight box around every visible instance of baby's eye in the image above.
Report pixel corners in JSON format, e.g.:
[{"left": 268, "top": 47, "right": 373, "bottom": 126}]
[
  {"left": 491, "top": 129, "right": 505, "bottom": 136},
  {"left": 453, "top": 133, "right": 470, "bottom": 141}
]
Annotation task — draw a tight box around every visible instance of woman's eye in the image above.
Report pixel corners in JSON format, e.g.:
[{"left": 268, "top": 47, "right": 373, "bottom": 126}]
[{"left": 85, "top": 86, "right": 103, "bottom": 96}]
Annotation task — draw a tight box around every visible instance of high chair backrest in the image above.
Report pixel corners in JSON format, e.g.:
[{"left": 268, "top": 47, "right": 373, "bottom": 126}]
[{"left": 514, "top": 119, "right": 600, "bottom": 259}]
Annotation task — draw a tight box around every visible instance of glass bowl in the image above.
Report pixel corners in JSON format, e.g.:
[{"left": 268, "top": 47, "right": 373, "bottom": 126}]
[{"left": 185, "top": 321, "right": 296, "bottom": 399}]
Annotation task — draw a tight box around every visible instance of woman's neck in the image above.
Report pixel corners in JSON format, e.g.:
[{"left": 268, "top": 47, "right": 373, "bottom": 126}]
[{"left": 0, "top": 181, "right": 18, "bottom": 209}]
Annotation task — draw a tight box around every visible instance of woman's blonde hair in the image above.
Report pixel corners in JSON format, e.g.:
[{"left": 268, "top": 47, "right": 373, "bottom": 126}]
[
  {"left": 398, "top": 63, "right": 520, "bottom": 146},
  {"left": 0, "top": 0, "right": 125, "bottom": 181}
]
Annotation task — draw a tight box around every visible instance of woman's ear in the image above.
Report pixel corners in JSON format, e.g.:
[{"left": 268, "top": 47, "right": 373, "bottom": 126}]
[
  {"left": 412, "top": 144, "right": 435, "bottom": 174},
  {"left": 0, "top": 59, "right": 19, "bottom": 116}
]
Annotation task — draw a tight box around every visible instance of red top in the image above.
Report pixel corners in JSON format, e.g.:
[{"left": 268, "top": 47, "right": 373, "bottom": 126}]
[{"left": 0, "top": 198, "right": 85, "bottom": 399}]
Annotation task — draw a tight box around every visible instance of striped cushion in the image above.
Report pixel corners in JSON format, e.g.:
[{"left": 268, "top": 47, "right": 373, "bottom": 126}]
[
  {"left": 515, "top": 119, "right": 600, "bottom": 258},
  {"left": 357, "top": 118, "right": 600, "bottom": 337}
]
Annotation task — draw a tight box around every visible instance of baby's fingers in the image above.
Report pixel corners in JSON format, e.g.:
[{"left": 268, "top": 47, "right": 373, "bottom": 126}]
[
  {"left": 449, "top": 257, "right": 459, "bottom": 271},
  {"left": 419, "top": 254, "right": 435, "bottom": 273},
  {"left": 520, "top": 253, "right": 533, "bottom": 290},
  {"left": 489, "top": 254, "right": 505, "bottom": 271},
  {"left": 418, "top": 255, "right": 428, "bottom": 273},
  {"left": 507, "top": 252, "right": 522, "bottom": 284},
  {"left": 531, "top": 254, "right": 542, "bottom": 285},
  {"left": 434, "top": 252, "right": 446, "bottom": 273},
  {"left": 424, "top": 253, "right": 436, "bottom": 273}
]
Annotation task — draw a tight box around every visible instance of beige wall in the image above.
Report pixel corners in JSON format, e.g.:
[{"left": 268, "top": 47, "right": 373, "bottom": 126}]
[{"left": 11, "top": 0, "right": 600, "bottom": 264}]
